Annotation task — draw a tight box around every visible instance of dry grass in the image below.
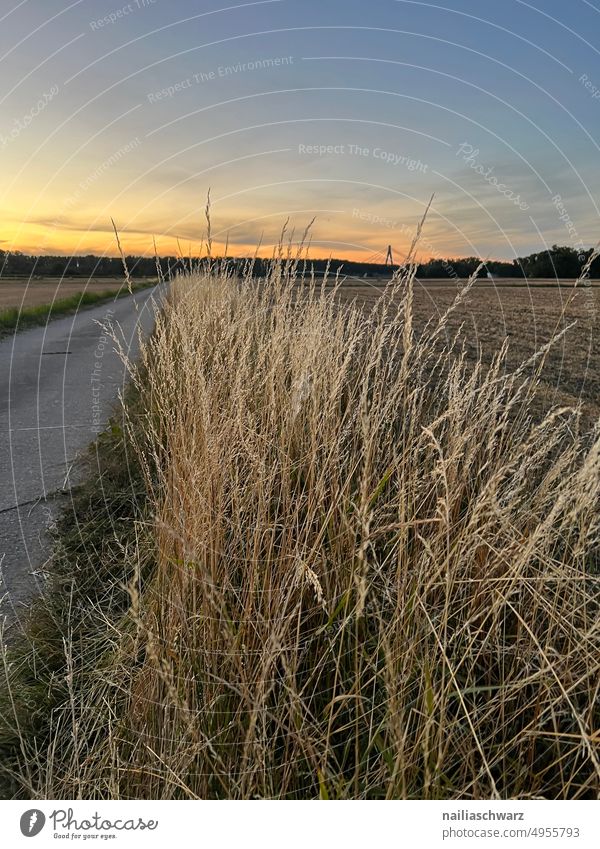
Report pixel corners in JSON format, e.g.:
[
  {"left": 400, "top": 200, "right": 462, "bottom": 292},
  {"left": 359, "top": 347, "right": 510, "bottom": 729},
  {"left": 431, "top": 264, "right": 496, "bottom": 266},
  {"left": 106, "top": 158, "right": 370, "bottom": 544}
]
[{"left": 1, "top": 250, "right": 599, "bottom": 799}]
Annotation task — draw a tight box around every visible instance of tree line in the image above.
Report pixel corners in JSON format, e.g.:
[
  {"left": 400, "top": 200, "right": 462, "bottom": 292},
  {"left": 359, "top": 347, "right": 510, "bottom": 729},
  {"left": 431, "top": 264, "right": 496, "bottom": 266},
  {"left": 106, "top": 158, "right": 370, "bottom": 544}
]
[{"left": 1, "top": 244, "right": 598, "bottom": 280}]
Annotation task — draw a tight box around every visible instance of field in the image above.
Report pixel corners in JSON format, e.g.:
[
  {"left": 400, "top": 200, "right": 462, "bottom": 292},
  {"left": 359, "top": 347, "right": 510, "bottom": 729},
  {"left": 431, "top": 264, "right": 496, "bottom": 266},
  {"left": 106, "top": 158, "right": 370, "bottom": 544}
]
[
  {"left": 1, "top": 258, "right": 598, "bottom": 800},
  {"left": 4, "top": 274, "right": 597, "bottom": 422},
  {"left": 339, "top": 277, "right": 600, "bottom": 426},
  {"left": 0, "top": 277, "right": 130, "bottom": 309},
  {"left": 0, "top": 277, "right": 156, "bottom": 336}
]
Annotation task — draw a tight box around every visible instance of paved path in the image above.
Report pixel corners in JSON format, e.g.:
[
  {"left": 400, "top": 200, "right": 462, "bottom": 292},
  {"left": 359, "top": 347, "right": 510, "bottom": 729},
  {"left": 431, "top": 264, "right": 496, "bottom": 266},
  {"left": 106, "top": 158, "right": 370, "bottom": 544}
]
[{"left": 0, "top": 286, "right": 161, "bottom": 628}]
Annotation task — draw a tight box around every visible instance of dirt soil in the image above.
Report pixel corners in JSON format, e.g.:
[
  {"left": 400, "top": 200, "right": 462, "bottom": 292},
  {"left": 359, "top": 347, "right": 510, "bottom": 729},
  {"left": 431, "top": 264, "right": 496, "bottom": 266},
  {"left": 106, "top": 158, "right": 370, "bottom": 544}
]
[{"left": 340, "top": 277, "right": 600, "bottom": 428}]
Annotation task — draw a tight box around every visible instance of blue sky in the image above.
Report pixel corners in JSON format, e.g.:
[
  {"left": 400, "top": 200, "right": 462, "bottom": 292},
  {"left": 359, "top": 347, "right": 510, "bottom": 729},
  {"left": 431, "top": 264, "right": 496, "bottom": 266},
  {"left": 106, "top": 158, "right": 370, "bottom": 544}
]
[{"left": 1, "top": 0, "right": 599, "bottom": 260}]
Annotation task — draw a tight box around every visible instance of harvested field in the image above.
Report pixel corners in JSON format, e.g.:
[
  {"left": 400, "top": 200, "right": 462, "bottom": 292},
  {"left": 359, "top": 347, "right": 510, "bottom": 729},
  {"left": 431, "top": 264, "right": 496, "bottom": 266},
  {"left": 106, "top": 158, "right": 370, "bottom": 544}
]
[
  {"left": 0, "top": 277, "right": 157, "bottom": 336},
  {"left": 339, "top": 277, "right": 600, "bottom": 427},
  {"left": 0, "top": 277, "right": 148, "bottom": 310}
]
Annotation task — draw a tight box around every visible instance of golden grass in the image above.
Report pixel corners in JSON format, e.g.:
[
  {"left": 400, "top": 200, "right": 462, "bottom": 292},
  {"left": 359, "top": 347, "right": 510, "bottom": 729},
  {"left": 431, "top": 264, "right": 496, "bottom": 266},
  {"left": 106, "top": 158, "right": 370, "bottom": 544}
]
[{"left": 2, "top": 248, "right": 599, "bottom": 799}]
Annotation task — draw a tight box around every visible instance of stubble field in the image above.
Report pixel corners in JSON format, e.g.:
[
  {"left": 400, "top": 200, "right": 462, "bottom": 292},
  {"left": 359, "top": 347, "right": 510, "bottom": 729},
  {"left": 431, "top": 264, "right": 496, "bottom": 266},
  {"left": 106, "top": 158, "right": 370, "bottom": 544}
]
[
  {"left": 338, "top": 277, "right": 600, "bottom": 426},
  {"left": 0, "top": 277, "right": 132, "bottom": 309}
]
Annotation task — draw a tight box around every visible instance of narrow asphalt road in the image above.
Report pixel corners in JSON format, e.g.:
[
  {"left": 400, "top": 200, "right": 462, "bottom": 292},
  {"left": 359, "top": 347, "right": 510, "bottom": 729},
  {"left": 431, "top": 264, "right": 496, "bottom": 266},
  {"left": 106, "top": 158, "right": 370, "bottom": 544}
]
[{"left": 0, "top": 285, "right": 161, "bottom": 629}]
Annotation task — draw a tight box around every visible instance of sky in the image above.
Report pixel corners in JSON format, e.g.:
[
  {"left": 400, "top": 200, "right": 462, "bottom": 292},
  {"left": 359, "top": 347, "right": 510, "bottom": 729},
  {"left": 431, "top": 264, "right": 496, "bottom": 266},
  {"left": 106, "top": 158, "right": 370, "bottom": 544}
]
[{"left": 1, "top": 0, "right": 599, "bottom": 262}]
